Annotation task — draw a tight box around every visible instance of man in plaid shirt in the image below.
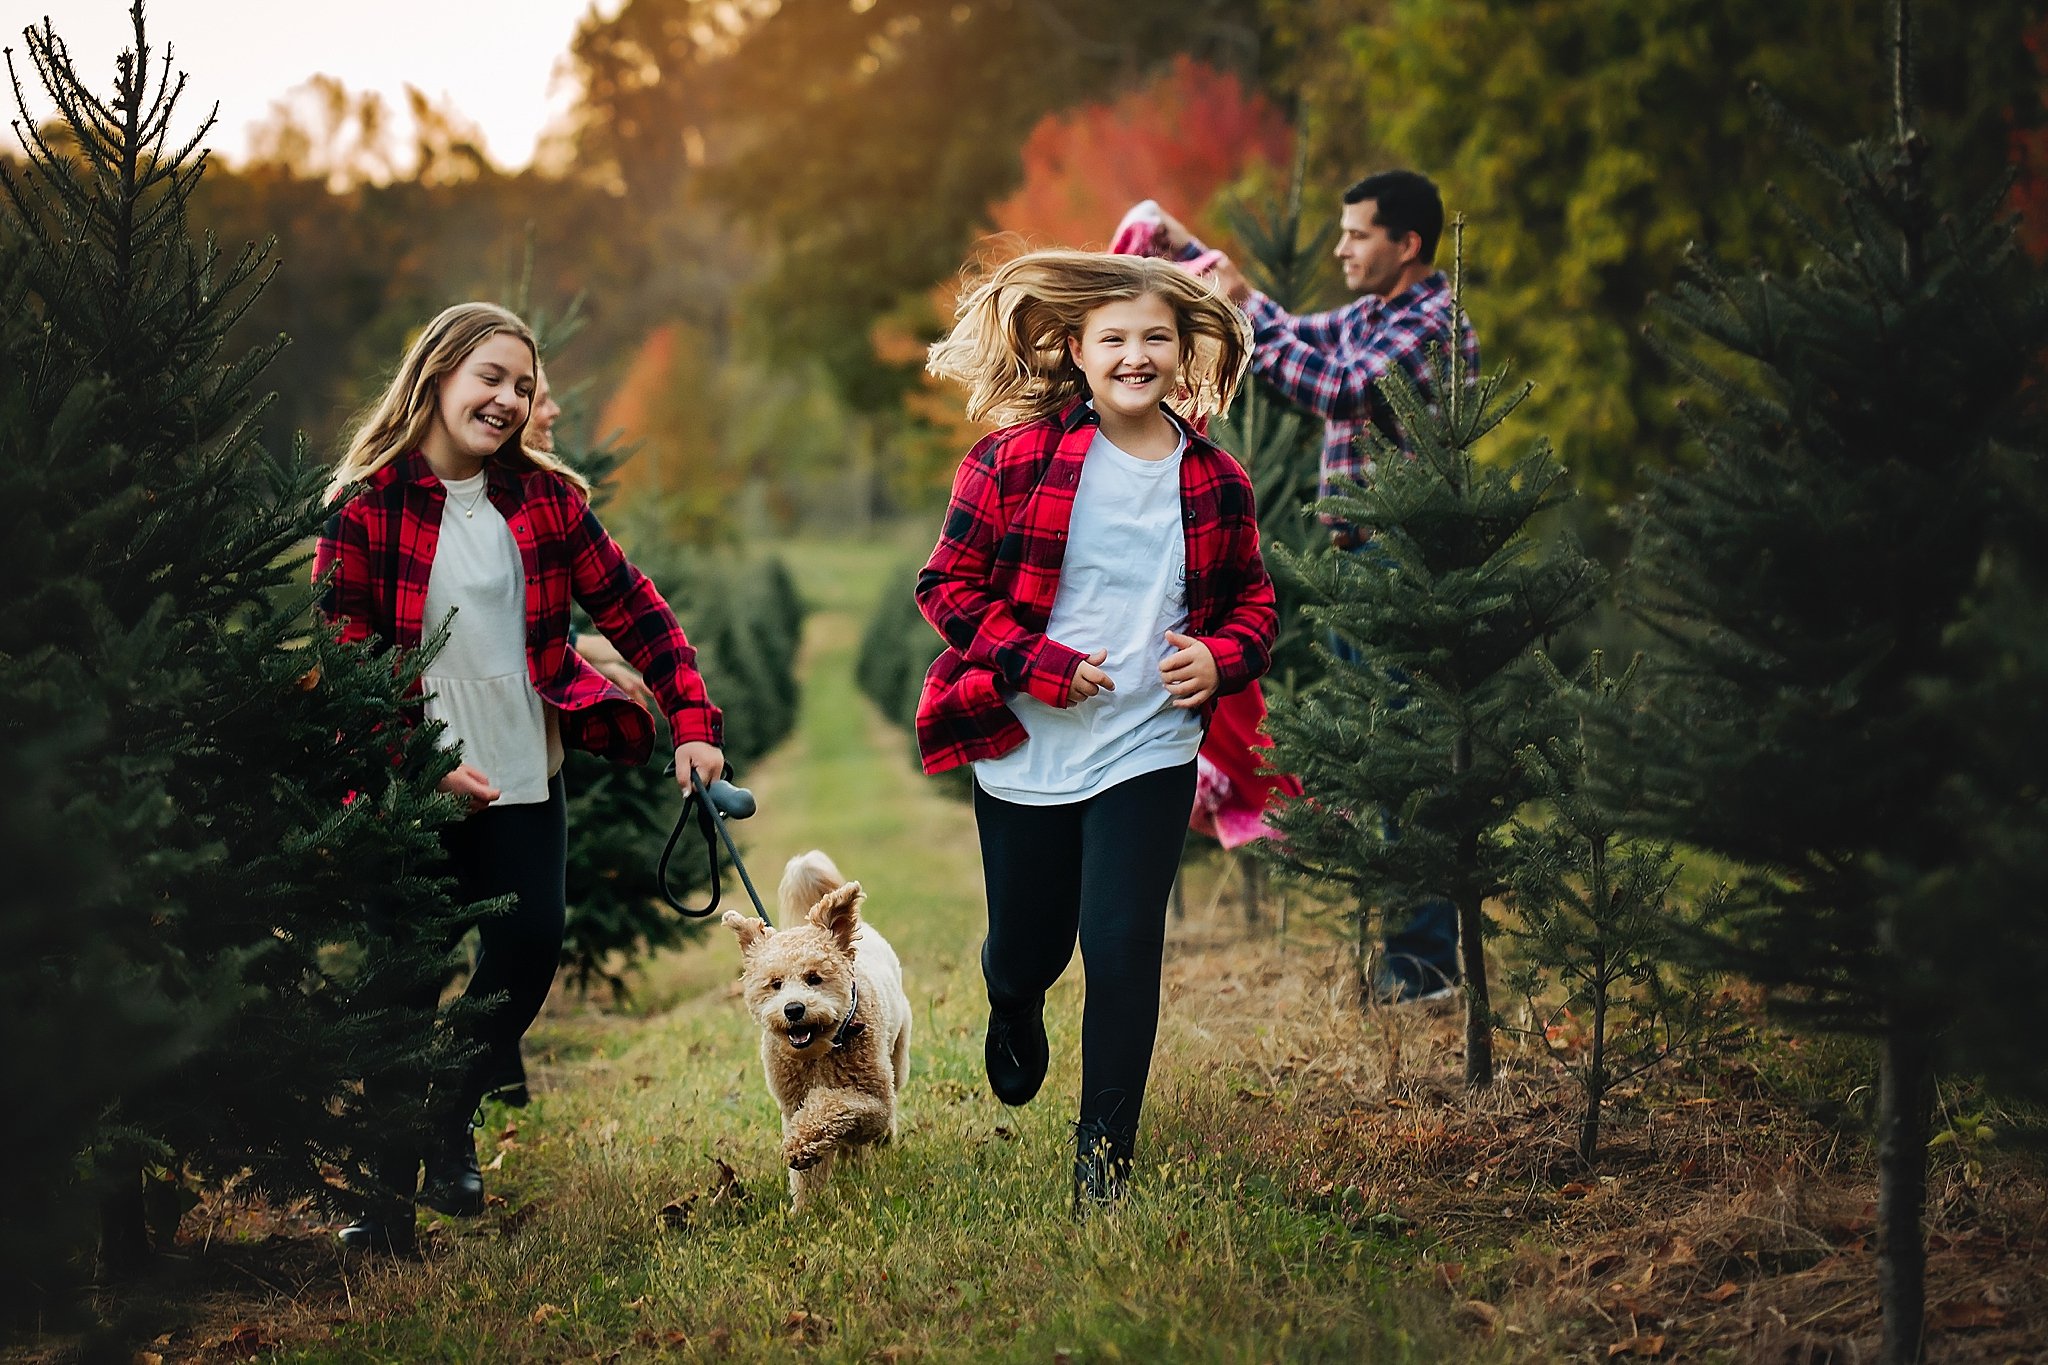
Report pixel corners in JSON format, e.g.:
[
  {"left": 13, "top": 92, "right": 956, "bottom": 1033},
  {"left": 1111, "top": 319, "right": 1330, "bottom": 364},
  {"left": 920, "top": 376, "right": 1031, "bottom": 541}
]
[
  {"left": 1155, "top": 170, "right": 1473, "bottom": 1005},
  {"left": 1155, "top": 170, "right": 1477, "bottom": 547}
]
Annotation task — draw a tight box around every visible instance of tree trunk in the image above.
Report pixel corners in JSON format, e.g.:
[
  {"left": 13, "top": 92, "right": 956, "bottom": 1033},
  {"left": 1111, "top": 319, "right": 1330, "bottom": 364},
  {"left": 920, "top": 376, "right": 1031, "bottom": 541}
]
[
  {"left": 1877, "top": 1009, "right": 1933, "bottom": 1365},
  {"left": 1458, "top": 889, "right": 1493, "bottom": 1087},
  {"left": 1579, "top": 988, "right": 1609, "bottom": 1164}
]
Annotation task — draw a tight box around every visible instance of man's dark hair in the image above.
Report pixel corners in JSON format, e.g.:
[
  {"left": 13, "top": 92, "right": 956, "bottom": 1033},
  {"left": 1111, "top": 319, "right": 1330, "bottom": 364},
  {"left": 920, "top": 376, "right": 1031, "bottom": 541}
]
[{"left": 1343, "top": 170, "right": 1445, "bottom": 262}]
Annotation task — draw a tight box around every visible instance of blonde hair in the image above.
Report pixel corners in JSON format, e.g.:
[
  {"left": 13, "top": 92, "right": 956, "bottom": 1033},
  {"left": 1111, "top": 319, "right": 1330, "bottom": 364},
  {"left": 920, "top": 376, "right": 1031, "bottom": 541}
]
[
  {"left": 927, "top": 249, "right": 1252, "bottom": 427},
  {"left": 327, "top": 302, "right": 591, "bottom": 501}
]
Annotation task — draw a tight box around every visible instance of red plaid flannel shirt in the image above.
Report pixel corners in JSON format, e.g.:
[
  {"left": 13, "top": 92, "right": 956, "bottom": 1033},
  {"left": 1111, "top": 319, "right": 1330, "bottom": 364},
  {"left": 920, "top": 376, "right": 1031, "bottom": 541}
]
[
  {"left": 314, "top": 450, "right": 721, "bottom": 766},
  {"left": 914, "top": 402, "right": 1276, "bottom": 776}
]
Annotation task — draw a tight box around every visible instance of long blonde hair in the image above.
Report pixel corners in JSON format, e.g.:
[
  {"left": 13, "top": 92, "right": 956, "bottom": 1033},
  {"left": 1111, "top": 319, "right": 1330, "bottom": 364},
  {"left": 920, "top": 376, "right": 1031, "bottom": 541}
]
[
  {"left": 327, "top": 302, "right": 591, "bottom": 501},
  {"left": 927, "top": 250, "right": 1252, "bottom": 427}
]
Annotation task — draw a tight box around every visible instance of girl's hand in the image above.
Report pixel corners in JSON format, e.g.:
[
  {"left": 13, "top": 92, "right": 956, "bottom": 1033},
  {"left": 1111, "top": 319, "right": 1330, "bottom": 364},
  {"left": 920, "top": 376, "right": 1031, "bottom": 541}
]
[
  {"left": 675, "top": 741, "right": 726, "bottom": 792},
  {"left": 440, "top": 763, "right": 502, "bottom": 815},
  {"left": 1160, "top": 632, "right": 1219, "bottom": 709},
  {"left": 575, "top": 632, "right": 657, "bottom": 709},
  {"left": 1068, "top": 649, "right": 1115, "bottom": 704}
]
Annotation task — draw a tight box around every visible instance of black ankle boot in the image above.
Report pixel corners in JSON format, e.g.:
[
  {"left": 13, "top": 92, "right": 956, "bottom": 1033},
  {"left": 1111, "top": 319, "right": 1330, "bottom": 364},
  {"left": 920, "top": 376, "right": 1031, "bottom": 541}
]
[
  {"left": 984, "top": 999, "right": 1048, "bottom": 1106},
  {"left": 419, "top": 1115, "right": 484, "bottom": 1217},
  {"left": 1072, "top": 1119, "right": 1134, "bottom": 1218},
  {"left": 336, "top": 1211, "right": 417, "bottom": 1256}
]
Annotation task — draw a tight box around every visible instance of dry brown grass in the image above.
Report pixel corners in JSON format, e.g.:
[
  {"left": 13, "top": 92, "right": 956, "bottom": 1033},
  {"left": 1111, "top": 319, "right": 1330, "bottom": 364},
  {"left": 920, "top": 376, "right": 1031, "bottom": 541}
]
[{"left": 1150, "top": 894, "right": 2048, "bottom": 1365}]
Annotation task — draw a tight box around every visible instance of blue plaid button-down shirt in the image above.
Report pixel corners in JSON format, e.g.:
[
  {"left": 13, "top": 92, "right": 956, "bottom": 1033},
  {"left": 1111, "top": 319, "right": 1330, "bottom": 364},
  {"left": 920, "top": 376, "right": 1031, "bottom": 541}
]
[
  {"left": 1178, "top": 242, "right": 1479, "bottom": 518},
  {"left": 1240, "top": 273, "right": 1478, "bottom": 507}
]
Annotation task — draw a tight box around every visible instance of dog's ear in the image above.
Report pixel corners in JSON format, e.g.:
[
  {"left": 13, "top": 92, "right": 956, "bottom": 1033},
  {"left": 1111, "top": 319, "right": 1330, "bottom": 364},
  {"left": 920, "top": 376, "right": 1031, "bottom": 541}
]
[
  {"left": 723, "top": 909, "right": 770, "bottom": 954},
  {"left": 806, "top": 881, "right": 863, "bottom": 952}
]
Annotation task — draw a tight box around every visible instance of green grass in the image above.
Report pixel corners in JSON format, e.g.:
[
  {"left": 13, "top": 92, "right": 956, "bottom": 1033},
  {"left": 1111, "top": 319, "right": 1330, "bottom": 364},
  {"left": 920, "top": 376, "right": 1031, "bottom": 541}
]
[{"left": 280, "top": 533, "right": 1483, "bottom": 1364}]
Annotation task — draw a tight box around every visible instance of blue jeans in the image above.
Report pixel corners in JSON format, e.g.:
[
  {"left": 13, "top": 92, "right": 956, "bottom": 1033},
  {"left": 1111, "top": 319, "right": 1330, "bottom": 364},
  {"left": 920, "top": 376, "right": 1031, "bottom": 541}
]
[{"left": 1329, "top": 540, "right": 1460, "bottom": 990}]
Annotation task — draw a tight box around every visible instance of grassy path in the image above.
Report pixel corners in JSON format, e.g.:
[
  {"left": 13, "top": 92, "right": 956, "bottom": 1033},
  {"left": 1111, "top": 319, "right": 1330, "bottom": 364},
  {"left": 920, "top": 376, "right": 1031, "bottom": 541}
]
[{"left": 284, "top": 536, "right": 1462, "bottom": 1365}]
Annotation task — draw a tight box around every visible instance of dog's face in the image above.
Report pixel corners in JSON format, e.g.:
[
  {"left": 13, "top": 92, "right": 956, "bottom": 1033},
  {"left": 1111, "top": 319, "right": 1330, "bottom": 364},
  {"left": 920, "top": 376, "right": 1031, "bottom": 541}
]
[{"left": 725, "top": 883, "right": 862, "bottom": 1057}]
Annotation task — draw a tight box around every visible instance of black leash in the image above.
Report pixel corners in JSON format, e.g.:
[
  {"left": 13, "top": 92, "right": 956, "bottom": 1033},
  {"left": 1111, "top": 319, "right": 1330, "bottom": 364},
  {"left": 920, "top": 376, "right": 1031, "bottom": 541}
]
[{"left": 657, "top": 766, "right": 772, "bottom": 925}]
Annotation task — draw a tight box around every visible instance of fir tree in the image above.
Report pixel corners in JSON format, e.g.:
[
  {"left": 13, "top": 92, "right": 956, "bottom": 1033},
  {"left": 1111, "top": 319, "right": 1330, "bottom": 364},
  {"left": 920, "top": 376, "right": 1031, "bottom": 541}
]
[
  {"left": 1503, "top": 651, "right": 1740, "bottom": 1164},
  {"left": 1210, "top": 161, "right": 1333, "bottom": 695},
  {"left": 0, "top": 5, "right": 473, "bottom": 1280},
  {"left": 1615, "top": 4, "right": 2048, "bottom": 1356},
  {"left": 1264, "top": 227, "right": 1605, "bottom": 1086}
]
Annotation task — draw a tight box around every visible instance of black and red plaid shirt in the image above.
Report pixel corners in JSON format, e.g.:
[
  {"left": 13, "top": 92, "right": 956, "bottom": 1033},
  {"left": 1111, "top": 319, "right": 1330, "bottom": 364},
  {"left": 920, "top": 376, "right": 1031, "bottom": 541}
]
[
  {"left": 914, "top": 401, "right": 1276, "bottom": 775},
  {"left": 315, "top": 450, "right": 721, "bottom": 765}
]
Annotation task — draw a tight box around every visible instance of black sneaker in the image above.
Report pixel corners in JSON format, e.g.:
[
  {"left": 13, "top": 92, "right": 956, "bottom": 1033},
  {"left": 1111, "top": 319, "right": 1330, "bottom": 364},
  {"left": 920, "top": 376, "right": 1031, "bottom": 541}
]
[
  {"left": 1071, "top": 1119, "right": 1133, "bottom": 1219},
  {"left": 418, "top": 1116, "right": 485, "bottom": 1217},
  {"left": 984, "top": 1000, "right": 1048, "bottom": 1107}
]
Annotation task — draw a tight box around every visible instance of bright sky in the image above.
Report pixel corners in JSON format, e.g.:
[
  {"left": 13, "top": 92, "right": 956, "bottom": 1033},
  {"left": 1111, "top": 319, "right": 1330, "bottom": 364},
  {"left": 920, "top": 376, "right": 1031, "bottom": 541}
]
[{"left": 0, "top": 0, "right": 621, "bottom": 170}]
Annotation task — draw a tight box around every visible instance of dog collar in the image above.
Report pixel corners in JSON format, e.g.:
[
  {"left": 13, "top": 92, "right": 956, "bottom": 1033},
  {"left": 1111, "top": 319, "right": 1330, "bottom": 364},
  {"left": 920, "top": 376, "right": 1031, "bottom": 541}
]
[{"left": 829, "top": 978, "right": 864, "bottom": 1049}]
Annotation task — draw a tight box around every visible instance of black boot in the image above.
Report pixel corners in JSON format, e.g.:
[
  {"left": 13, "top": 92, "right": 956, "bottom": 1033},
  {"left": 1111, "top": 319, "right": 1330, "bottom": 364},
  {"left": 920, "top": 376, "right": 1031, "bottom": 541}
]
[
  {"left": 419, "top": 1114, "right": 485, "bottom": 1217},
  {"left": 982, "top": 945, "right": 1048, "bottom": 1107},
  {"left": 985, "top": 1000, "right": 1049, "bottom": 1106},
  {"left": 336, "top": 1211, "right": 417, "bottom": 1256},
  {"left": 338, "top": 1149, "right": 419, "bottom": 1255},
  {"left": 1072, "top": 1119, "right": 1134, "bottom": 1218}
]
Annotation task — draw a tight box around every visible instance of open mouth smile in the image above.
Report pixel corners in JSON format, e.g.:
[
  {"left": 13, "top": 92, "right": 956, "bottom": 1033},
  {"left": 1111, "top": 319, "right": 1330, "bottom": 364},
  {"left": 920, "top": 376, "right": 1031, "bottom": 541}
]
[{"left": 785, "top": 1024, "right": 819, "bottom": 1049}]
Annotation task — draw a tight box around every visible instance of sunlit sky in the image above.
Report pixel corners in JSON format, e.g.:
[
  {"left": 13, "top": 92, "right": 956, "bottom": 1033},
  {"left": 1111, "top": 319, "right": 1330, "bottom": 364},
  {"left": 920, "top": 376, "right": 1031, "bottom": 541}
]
[{"left": 0, "top": 0, "right": 621, "bottom": 170}]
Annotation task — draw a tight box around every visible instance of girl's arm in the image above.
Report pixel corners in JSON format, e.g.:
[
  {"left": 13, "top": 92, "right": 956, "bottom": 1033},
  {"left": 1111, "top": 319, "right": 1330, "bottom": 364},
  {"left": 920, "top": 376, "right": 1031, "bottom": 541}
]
[
  {"left": 563, "top": 499, "right": 723, "bottom": 748},
  {"left": 914, "top": 437, "right": 1087, "bottom": 708},
  {"left": 1195, "top": 496, "right": 1277, "bottom": 697},
  {"left": 313, "top": 506, "right": 377, "bottom": 646}
]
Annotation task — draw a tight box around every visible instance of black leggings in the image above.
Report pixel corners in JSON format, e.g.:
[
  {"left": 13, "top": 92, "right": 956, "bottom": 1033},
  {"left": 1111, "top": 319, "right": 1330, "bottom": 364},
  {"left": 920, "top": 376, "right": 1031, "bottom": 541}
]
[
  {"left": 974, "top": 761, "right": 1195, "bottom": 1144},
  {"left": 435, "top": 773, "right": 567, "bottom": 1108}
]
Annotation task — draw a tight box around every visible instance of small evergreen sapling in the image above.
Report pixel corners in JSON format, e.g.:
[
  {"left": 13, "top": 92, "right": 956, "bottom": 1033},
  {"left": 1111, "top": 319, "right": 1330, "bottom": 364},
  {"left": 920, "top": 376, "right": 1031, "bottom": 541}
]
[
  {"left": 1264, "top": 226, "right": 1604, "bottom": 1086},
  {"left": 1503, "top": 651, "right": 1740, "bottom": 1164}
]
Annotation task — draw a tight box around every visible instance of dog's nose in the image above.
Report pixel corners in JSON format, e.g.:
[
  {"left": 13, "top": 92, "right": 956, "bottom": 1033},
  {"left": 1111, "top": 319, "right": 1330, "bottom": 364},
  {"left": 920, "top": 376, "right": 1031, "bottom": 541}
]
[{"left": 784, "top": 1001, "right": 806, "bottom": 1022}]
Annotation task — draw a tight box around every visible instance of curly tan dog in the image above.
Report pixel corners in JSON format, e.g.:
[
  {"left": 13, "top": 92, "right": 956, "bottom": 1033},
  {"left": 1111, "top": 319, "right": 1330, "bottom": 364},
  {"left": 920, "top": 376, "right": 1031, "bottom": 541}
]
[{"left": 723, "top": 851, "right": 912, "bottom": 1208}]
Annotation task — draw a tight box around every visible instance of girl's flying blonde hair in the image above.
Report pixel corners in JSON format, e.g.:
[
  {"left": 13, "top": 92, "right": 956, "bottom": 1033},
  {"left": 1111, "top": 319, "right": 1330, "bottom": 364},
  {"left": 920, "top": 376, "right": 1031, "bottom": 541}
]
[
  {"left": 327, "top": 301, "right": 591, "bottom": 501},
  {"left": 927, "top": 249, "right": 1252, "bottom": 427}
]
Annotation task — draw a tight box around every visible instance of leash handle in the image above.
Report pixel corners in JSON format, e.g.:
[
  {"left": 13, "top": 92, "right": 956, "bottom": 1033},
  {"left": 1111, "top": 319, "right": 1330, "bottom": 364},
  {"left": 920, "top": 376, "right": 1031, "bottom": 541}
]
[{"left": 656, "top": 766, "right": 772, "bottom": 924}]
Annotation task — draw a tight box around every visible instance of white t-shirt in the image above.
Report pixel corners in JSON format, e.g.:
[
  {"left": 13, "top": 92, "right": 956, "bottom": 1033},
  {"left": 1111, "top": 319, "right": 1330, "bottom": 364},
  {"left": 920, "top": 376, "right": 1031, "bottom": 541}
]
[
  {"left": 973, "top": 426, "right": 1202, "bottom": 804},
  {"left": 422, "top": 472, "right": 561, "bottom": 806}
]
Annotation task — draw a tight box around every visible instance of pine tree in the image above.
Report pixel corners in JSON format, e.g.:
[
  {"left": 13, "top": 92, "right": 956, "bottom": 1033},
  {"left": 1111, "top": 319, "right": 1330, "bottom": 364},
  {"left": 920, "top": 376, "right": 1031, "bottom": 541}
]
[
  {"left": 0, "top": 5, "right": 472, "bottom": 1281},
  {"left": 1210, "top": 161, "right": 1335, "bottom": 695},
  {"left": 1503, "top": 651, "right": 1739, "bottom": 1164},
  {"left": 1614, "top": 4, "right": 2048, "bottom": 1356},
  {"left": 1264, "top": 228, "right": 1605, "bottom": 1086}
]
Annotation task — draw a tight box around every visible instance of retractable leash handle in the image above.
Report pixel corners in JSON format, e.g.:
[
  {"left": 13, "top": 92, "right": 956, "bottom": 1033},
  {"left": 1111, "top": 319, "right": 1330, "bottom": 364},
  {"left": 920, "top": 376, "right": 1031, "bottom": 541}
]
[{"left": 656, "top": 765, "right": 773, "bottom": 923}]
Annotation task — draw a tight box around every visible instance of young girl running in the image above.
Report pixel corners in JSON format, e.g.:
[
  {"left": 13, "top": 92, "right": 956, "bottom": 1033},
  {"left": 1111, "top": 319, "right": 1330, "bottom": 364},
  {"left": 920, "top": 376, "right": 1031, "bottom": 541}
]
[
  {"left": 917, "top": 250, "right": 1274, "bottom": 1212},
  {"left": 316, "top": 302, "right": 724, "bottom": 1253}
]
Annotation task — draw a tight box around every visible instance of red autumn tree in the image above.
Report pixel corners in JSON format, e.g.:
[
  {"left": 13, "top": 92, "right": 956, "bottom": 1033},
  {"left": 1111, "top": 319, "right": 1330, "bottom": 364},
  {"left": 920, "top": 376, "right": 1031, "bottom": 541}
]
[{"left": 987, "top": 55, "right": 1292, "bottom": 250}]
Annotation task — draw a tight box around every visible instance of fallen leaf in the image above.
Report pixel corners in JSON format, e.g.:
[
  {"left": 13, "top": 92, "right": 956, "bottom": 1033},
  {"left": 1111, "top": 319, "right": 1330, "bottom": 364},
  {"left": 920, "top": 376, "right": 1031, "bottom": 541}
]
[
  {"left": 1929, "top": 1302, "right": 2008, "bottom": 1331},
  {"left": 531, "top": 1303, "right": 565, "bottom": 1326},
  {"left": 1560, "top": 1181, "right": 1596, "bottom": 1199},
  {"left": 658, "top": 1198, "right": 693, "bottom": 1229},
  {"left": 1434, "top": 1262, "right": 1466, "bottom": 1289},
  {"left": 1453, "top": 1300, "right": 1502, "bottom": 1334},
  {"left": 1607, "top": 1334, "right": 1665, "bottom": 1358},
  {"left": 1702, "top": 1281, "right": 1740, "bottom": 1303}
]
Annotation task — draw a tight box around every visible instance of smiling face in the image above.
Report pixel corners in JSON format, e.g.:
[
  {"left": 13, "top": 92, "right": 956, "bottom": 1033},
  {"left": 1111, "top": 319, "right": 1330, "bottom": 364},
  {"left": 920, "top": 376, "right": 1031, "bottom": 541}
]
[
  {"left": 1334, "top": 198, "right": 1420, "bottom": 297},
  {"left": 529, "top": 364, "right": 562, "bottom": 452},
  {"left": 426, "top": 330, "right": 534, "bottom": 469},
  {"left": 1067, "top": 293, "right": 1182, "bottom": 426}
]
